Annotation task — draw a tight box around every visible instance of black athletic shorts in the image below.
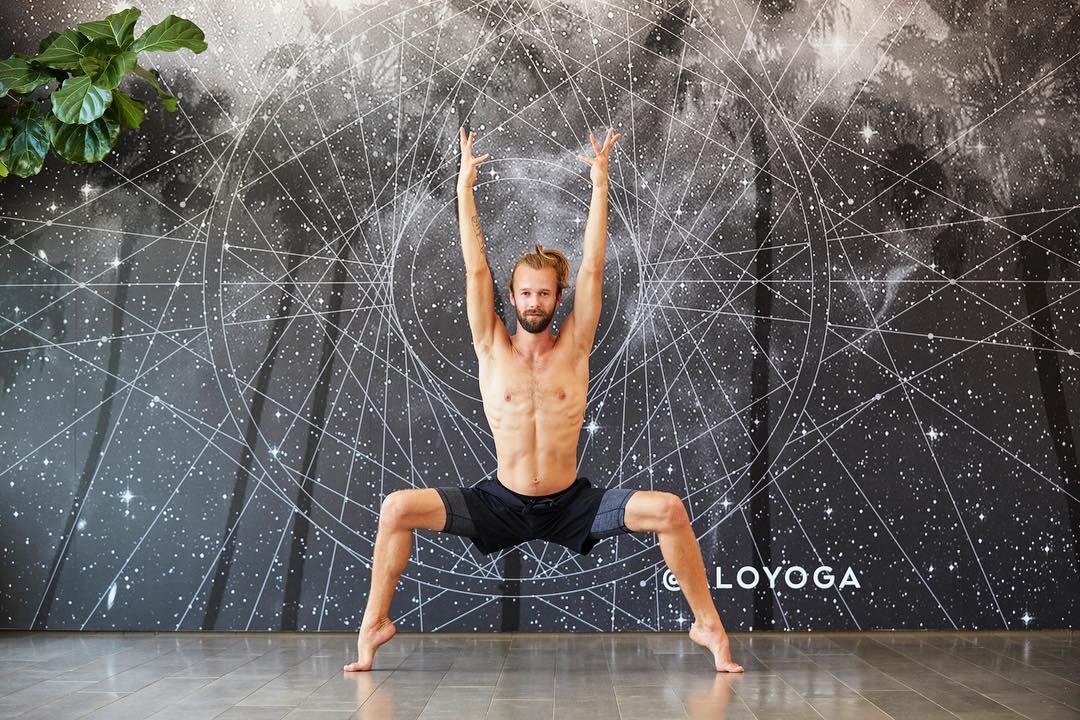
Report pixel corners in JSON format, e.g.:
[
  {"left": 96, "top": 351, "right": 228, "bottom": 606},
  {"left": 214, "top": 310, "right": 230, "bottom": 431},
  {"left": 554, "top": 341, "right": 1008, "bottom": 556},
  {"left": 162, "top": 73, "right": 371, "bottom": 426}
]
[{"left": 434, "top": 477, "right": 640, "bottom": 556}]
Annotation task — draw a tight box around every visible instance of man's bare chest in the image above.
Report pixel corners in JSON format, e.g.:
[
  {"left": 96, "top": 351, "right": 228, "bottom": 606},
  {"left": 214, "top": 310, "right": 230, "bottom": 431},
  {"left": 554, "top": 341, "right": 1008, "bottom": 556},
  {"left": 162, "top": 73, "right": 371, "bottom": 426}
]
[{"left": 478, "top": 350, "right": 587, "bottom": 415}]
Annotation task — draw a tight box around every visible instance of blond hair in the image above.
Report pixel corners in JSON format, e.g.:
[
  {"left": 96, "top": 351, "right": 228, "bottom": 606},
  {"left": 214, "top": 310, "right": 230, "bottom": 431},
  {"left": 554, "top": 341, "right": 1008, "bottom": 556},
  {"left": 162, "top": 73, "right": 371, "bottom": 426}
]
[{"left": 510, "top": 243, "right": 570, "bottom": 293}]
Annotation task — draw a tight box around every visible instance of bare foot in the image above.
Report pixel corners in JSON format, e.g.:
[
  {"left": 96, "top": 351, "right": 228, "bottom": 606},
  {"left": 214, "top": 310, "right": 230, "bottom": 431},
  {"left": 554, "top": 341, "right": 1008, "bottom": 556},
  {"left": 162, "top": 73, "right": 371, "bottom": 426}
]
[
  {"left": 689, "top": 621, "right": 744, "bottom": 673},
  {"left": 343, "top": 618, "right": 396, "bottom": 672}
]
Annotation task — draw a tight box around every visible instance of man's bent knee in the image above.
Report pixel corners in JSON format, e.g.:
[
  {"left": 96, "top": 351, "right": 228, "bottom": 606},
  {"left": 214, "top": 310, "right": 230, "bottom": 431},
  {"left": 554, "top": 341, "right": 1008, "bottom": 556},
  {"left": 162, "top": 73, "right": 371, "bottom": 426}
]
[
  {"left": 626, "top": 491, "right": 690, "bottom": 533},
  {"left": 658, "top": 493, "right": 690, "bottom": 531},
  {"left": 378, "top": 489, "right": 445, "bottom": 532},
  {"left": 378, "top": 491, "right": 409, "bottom": 529}
]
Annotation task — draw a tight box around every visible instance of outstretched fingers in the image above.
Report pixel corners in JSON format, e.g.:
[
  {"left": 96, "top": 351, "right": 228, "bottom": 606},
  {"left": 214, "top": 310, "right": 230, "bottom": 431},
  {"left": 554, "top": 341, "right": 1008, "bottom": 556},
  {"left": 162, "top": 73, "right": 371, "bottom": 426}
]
[
  {"left": 459, "top": 127, "right": 493, "bottom": 164},
  {"left": 584, "top": 128, "right": 622, "bottom": 160},
  {"left": 602, "top": 128, "right": 622, "bottom": 153},
  {"left": 589, "top": 132, "right": 603, "bottom": 155}
]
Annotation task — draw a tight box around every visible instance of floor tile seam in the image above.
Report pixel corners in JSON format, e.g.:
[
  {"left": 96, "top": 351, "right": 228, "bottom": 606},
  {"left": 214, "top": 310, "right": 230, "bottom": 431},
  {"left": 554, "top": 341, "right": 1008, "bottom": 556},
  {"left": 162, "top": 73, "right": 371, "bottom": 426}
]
[
  {"left": 745, "top": 641, "right": 798, "bottom": 672},
  {"left": 133, "top": 675, "right": 219, "bottom": 700},
  {"left": 81, "top": 674, "right": 214, "bottom": 720},
  {"left": 970, "top": 640, "right": 1080, "bottom": 688},
  {"left": 865, "top": 637, "right": 1051, "bottom": 718},
  {"left": 399, "top": 668, "right": 450, "bottom": 717},
  {"left": 17, "top": 690, "right": 129, "bottom": 720},
  {"left": 831, "top": 659, "right": 968, "bottom": 717},
  {"left": 983, "top": 691, "right": 1080, "bottom": 720},
  {"left": 999, "top": 690, "right": 1080, "bottom": 716},
  {"left": 303, "top": 648, "right": 407, "bottom": 699},
  {"left": 674, "top": 677, "right": 762, "bottom": 720},
  {"left": 799, "top": 648, "right": 964, "bottom": 719},
  {"left": 854, "top": 688, "right": 966, "bottom": 720},
  {"left": 0, "top": 678, "right": 99, "bottom": 717},
  {"left": 78, "top": 645, "right": 196, "bottom": 688},
  {"left": 480, "top": 678, "right": 498, "bottom": 720},
  {"left": 876, "top": 635, "right": 1080, "bottom": 713},
  {"left": 863, "top": 635, "right": 983, "bottom": 684},
  {"left": 143, "top": 690, "right": 237, "bottom": 720},
  {"left": 610, "top": 689, "right": 688, "bottom": 720},
  {"left": 737, "top": 693, "right": 764, "bottom": 720},
  {"left": 0, "top": 674, "right": 103, "bottom": 710},
  {"left": 51, "top": 647, "right": 179, "bottom": 686},
  {"left": 923, "top": 635, "right": 1064, "bottom": 676},
  {"left": 14, "top": 650, "right": 132, "bottom": 674},
  {"left": 0, "top": 677, "right": 54, "bottom": 702},
  {"left": 176, "top": 653, "right": 296, "bottom": 712}
]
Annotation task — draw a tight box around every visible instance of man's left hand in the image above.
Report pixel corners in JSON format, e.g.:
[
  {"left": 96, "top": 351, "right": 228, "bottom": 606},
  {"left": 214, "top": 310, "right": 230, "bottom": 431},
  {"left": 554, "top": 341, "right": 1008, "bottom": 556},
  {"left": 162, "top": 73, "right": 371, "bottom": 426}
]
[{"left": 578, "top": 127, "right": 622, "bottom": 186}]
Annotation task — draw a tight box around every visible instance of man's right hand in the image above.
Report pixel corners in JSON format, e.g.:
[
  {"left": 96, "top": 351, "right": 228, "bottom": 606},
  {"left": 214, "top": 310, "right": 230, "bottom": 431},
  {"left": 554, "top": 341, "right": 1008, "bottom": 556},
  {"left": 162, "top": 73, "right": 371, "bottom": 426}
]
[{"left": 457, "top": 126, "right": 491, "bottom": 194}]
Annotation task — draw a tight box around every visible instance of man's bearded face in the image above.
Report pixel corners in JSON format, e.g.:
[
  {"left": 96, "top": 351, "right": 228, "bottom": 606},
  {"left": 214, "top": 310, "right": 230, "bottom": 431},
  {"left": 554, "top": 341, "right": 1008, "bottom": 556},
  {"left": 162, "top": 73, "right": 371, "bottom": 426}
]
[
  {"left": 511, "top": 266, "right": 561, "bottom": 334},
  {"left": 515, "top": 304, "right": 554, "bottom": 334}
]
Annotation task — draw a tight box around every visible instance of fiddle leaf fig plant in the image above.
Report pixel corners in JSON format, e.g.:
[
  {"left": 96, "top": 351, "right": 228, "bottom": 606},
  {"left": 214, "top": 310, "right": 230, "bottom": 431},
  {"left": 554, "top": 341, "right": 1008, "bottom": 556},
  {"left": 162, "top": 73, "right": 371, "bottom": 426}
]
[{"left": 0, "top": 7, "right": 206, "bottom": 179}]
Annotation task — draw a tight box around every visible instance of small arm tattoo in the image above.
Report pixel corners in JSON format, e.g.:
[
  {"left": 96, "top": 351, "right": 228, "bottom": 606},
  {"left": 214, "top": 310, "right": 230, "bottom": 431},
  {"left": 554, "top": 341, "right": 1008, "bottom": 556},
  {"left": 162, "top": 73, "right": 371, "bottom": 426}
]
[{"left": 471, "top": 214, "right": 485, "bottom": 253}]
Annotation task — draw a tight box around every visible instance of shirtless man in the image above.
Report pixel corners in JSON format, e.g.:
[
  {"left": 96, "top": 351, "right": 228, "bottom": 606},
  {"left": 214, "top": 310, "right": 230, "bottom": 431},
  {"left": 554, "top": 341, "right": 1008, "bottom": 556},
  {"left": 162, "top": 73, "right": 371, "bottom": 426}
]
[{"left": 344, "top": 127, "right": 743, "bottom": 673}]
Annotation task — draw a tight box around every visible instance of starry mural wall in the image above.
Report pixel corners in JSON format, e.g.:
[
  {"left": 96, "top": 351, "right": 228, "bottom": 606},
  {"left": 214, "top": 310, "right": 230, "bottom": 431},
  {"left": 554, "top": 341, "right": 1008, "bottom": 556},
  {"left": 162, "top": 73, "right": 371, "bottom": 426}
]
[{"left": 1, "top": 0, "right": 1078, "bottom": 633}]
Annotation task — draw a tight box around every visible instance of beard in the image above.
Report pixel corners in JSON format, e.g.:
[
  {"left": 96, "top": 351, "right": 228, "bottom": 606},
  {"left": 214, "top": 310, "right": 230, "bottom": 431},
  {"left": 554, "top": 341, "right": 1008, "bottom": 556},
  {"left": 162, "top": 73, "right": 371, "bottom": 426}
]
[{"left": 515, "top": 307, "right": 554, "bottom": 334}]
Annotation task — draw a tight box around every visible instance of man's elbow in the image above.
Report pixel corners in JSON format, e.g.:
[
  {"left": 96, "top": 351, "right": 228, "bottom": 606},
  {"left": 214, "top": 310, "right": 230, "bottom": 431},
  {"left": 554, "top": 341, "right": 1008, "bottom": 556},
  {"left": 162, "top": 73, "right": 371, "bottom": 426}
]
[
  {"left": 578, "top": 258, "right": 605, "bottom": 276},
  {"left": 465, "top": 264, "right": 490, "bottom": 276}
]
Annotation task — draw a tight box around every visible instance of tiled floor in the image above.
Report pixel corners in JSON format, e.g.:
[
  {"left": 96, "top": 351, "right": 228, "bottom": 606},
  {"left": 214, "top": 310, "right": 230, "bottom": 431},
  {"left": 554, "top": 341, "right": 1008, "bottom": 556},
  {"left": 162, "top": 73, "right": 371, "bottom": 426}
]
[{"left": 0, "top": 630, "right": 1077, "bottom": 719}]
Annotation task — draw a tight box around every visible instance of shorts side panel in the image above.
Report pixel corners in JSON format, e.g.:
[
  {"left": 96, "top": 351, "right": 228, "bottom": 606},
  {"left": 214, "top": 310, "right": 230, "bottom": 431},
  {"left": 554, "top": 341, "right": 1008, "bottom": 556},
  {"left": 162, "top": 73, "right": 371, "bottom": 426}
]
[
  {"left": 537, "top": 485, "right": 641, "bottom": 556},
  {"left": 589, "top": 488, "right": 638, "bottom": 539},
  {"left": 434, "top": 487, "right": 478, "bottom": 537}
]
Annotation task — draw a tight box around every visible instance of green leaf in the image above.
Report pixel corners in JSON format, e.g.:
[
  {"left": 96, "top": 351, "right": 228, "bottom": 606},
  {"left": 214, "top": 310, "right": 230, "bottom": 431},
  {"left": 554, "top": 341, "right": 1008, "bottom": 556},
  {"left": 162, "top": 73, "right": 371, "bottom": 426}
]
[
  {"left": 132, "top": 15, "right": 207, "bottom": 54},
  {"left": 52, "top": 74, "right": 113, "bottom": 124},
  {"left": 31, "top": 29, "right": 90, "bottom": 70},
  {"left": 132, "top": 64, "right": 179, "bottom": 111},
  {"left": 0, "top": 56, "right": 53, "bottom": 97},
  {"left": 5, "top": 104, "right": 50, "bottom": 177},
  {"left": 79, "top": 38, "right": 136, "bottom": 89},
  {"left": 0, "top": 114, "right": 12, "bottom": 152},
  {"left": 0, "top": 113, "right": 9, "bottom": 179},
  {"left": 77, "top": 8, "right": 141, "bottom": 49},
  {"left": 46, "top": 111, "right": 120, "bottom": 164},
  {"left": 110, "top": 89, "right": 144, "bottom": 129},
  {"left": 38, "top": 32, "right": 62, "bottom": 54}
]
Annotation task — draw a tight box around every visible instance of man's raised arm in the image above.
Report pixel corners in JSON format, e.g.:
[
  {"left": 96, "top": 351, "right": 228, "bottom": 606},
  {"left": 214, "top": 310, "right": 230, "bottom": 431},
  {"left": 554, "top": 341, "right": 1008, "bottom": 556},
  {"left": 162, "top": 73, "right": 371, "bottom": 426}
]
[
  {"left": 457, "top": 127, "right": 500, "bottom": 353},
  {"left": 566, "top": 128, "right": 622, "bottom": 350}
]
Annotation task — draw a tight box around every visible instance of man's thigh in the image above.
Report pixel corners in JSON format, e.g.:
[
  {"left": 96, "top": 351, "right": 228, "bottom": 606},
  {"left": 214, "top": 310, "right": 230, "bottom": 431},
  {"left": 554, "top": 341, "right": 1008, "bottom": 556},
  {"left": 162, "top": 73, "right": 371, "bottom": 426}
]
[
  {"left": 622, "top": 490, "right": 682, "bottom": 533},
  {"left": 385, "top": 488, "right": 447, "bottom": 532}
]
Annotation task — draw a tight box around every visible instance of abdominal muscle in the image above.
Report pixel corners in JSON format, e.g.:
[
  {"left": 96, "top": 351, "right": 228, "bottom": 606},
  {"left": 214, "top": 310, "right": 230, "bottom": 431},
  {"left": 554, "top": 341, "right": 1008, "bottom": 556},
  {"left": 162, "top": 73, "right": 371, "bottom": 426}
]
[
  {"left": 492, "top": 423, "right": 582, "bottom": 495},
  {"left": 479, "top": 351, "right": 587, "bottom": 496}
]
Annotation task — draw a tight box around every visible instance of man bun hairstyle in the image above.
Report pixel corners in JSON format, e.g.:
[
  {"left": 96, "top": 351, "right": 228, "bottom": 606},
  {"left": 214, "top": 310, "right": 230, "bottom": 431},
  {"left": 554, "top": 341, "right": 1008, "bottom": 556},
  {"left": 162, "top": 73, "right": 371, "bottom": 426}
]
[{"left": 510, "top": 243, "right": 570, "bottom": 293}]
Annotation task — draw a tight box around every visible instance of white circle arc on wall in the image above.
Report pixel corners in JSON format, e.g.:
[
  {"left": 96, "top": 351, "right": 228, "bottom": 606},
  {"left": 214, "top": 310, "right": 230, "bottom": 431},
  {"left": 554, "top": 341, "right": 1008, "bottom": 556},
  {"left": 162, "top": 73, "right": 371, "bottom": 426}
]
[{"left": 201, "top": 1, "right": 829, "bottom": 611}]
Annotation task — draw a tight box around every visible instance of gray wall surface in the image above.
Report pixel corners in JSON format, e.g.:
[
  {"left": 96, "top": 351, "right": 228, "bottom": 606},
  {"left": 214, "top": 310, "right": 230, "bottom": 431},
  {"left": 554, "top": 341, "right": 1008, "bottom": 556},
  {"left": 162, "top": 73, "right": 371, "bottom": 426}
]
[{"left": 1, "top": 0, "right": 1078, "bottom": 632}]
